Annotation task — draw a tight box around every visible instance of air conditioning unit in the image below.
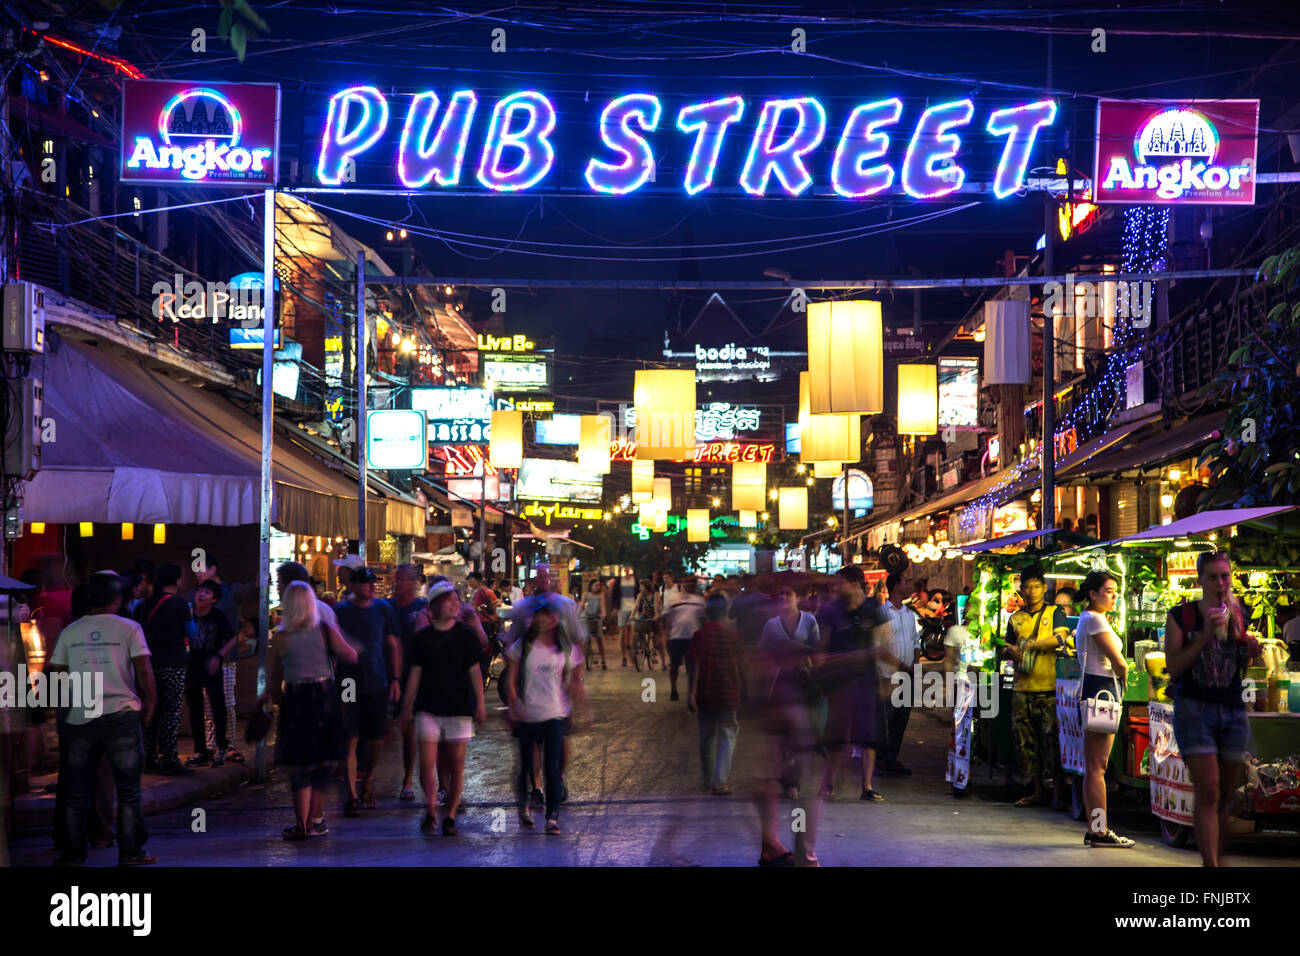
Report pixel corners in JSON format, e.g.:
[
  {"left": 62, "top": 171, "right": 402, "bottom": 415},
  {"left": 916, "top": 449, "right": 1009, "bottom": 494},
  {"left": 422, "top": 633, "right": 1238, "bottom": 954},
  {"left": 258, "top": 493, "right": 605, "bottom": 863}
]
[
  {"left": 2, "top": 282, "right": 46, "bottom": 353},
  {"left": 3, "top": 377, "right": 42, "bottom": 479}
]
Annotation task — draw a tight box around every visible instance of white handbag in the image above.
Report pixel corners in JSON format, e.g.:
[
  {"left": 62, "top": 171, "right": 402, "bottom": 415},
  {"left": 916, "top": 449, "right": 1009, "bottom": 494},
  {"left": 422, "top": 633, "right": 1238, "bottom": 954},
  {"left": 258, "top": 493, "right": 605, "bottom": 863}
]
[{"left": 1083, "top": 687, "right": 1122, "bottom": 734}]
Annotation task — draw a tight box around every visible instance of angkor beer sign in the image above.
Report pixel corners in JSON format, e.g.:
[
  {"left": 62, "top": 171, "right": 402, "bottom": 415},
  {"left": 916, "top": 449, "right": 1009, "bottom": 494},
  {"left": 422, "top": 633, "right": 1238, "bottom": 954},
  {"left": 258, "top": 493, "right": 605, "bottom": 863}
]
[
  {"left": 315, "top": 87, "right": 1057, "bottom": 198},
  {"left": 121, "top": 80, "right": 281, "bottom": 186},
  {"left": 1094, "top": 99, "right": 1258, "bottom": 205}
]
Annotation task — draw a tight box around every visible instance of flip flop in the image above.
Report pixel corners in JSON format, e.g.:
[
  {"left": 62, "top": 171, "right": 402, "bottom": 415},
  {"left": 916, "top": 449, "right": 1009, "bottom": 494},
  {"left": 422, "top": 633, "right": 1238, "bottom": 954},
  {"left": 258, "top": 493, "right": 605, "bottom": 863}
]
[
  {"left": 758, "top": 851, "right": 796, "bottom": 867},
  {"left": 399, "top": 787, "right": 416, "bottom": 801}
]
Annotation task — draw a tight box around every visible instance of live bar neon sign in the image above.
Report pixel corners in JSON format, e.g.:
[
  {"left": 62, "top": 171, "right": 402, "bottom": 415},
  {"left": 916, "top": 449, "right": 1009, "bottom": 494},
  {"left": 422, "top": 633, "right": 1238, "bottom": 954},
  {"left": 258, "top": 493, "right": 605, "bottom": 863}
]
[{"left": 315, "top": 88, "right": 1056, "bottom": 199}]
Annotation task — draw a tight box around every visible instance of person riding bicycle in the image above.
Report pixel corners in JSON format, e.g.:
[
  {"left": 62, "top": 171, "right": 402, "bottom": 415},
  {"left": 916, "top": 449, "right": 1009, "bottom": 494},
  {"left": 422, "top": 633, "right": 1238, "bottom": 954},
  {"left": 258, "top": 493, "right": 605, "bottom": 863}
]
[{"left": 632, "top": 579, "right": 658, "bottom": 671}]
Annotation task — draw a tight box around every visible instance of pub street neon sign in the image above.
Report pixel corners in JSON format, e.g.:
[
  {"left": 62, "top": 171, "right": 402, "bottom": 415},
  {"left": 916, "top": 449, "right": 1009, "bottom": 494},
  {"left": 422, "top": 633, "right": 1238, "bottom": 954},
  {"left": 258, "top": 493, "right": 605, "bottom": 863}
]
[{"left": 316, "top": 87, "right": 1057, "bottom": 199}]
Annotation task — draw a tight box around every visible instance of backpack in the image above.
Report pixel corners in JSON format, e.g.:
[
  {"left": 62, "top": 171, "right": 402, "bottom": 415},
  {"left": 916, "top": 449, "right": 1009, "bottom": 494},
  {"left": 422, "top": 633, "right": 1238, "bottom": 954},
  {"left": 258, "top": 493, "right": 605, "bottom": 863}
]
[{"left": 500, "top": 637, "right": 575, "bottom": 707}]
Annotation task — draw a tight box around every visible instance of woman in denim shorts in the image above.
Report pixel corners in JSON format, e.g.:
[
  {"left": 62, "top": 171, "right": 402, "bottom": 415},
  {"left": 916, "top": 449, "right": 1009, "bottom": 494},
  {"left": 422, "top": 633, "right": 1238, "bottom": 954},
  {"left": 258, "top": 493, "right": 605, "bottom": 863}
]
[{"left": 1164, "top": 551, "right": 1261, "bottom": 867}]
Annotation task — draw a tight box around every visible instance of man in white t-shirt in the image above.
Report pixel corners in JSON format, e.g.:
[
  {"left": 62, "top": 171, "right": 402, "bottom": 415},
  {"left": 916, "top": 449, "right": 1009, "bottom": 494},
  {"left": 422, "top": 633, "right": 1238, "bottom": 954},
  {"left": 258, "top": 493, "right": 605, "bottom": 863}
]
[
  {"left": 49, "top": 573, "right": 157, "bottom": 867},
  {"left": 662, "top": 575, "right": 706, "bottom": 702},
  {"left": 877, "top": 572, "right": 920, "bottom": 776}
]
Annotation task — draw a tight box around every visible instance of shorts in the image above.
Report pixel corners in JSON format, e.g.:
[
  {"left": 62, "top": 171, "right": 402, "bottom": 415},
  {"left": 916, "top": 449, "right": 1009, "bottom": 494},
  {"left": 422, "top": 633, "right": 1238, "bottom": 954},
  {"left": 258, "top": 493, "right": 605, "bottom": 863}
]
[
  {"left": 669, "top": 640, "right": 691, "bottom": 667},
  {"left": 414, "top": 712, "right": 474, "bottom": 744},
  {"left": 341, "top": 691, "right": 389, "bottom": 740},
  {"left": 618, "top": 609, "right": 633, "bottom": 627},
  {"left": 1080, "top": 672, "right": 1121, "bottom": 702},
  {"left": 634, "top": 619, "right": 654, "bottom": 635},
  {"left": 1172, "top": 696, "right": 1251, "bottom": 761}
]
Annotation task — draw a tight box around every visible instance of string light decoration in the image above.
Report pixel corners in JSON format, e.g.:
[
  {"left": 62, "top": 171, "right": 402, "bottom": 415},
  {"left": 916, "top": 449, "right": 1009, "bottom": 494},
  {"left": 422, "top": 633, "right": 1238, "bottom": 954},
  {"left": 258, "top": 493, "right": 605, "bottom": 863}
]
[{"left": 959, "top": 205, "right": 1169, "bottom": 537}]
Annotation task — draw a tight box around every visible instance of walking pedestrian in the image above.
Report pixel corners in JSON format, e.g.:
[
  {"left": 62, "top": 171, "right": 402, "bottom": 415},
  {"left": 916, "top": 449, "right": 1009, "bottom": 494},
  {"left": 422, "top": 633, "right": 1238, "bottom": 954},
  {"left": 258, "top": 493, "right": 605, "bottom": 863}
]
[
  {"left": 687, "top": 593, "right": 745, "bottom": 794},
  {"left": 50, "top": 573, "right": 158, "bottom": 866},
  {"left": 663, "top": 575, "right": 705, "bottom": 701},
  {"left": 263, "top": 581, "right": 357, "bottom": 841},
  {"left": 390, "top": 564, "right": 428, "bottom": 801},
  {"left": 617, "top": 570, "right": 637, "bottom": 667},
  {"left": 400, "top": 581, "right": 486, "bottom": 836},
  {"left": 334, "top": 566, "right": 402, "bottom": 816},
  {"left": 1075, "top": 570, "right": 1134, "bottom": 848},
  {"left": 468, "top": 571, "right": 502, "bottom": 685},
  {"left": 581, "top": 577, "right": 608, "bottom": 671},
  {"left": 504, "top": 596, "right": 590, "bottom": 833},
  {"left": 877, "top": 572, "right": 920, "bottom": 777},
  {"left": 760, "top": 582, "right": 824, "bottom": 797},
  {"left": 197, "top": 558, "right": 244, "bottom": 762},
  {"left": 1164, "top": 551, "right": 1260, "bottom": 866},
  {"left": 185, "top": 580, "right": 237, "bottom": 767},
  {"left": 136, "top": 564, "right": 193, "bottom": 776}
]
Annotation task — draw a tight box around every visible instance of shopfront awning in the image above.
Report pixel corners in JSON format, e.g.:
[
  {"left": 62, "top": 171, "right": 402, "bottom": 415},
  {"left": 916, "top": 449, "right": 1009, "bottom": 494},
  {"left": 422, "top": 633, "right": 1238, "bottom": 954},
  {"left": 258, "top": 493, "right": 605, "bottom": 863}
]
[
  {"left": 1003, "top": 414, "right": 1162, "bottom": 496},
  {"left": 24, "top": 338, "right": 386, "bottom": 537},
  {"left": 1072, "top": 410, "right": 1228, "bottom": 480},
  {"left": 956, "top": 528, "right": 1059, "bottom": 553},
  {"left": 1099, "top": 505, "right": 1297, "bottom": 547}
]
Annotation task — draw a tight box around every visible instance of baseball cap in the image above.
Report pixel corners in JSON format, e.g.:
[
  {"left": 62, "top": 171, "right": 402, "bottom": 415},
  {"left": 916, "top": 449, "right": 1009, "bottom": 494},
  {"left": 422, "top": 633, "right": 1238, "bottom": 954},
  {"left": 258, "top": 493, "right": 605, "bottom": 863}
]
[
  {"left": 427, "top": 580, "right": 456, "bottom": 600},
  {"left": 349, "top": 567, "right": 378, "bottom": 585},
  {"left": 333, "top": 554, "right": 366, "bottom": 571}
]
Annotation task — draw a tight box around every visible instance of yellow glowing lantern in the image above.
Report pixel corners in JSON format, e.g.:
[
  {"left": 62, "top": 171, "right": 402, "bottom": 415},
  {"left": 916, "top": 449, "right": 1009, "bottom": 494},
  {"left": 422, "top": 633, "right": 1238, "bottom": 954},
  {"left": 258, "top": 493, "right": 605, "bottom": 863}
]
[
  {"left": 807, "top": 300, "right": 883, "bottom": 414},
  {"left": 31, "top": 522, "right": 45, "bottom": 534},
  {"left": 778, "top": 487, "right": 808, "bottom": 530},
  {"left": 79, "top": 522, "right": 93, "bottom": 537},
  {"left": 632, "top": 459, "right": 655, "bottom": 502},
  {"left": 813, "top": 461, "right": 844, "bottom": 479},
  {"left": 731, "top": 461, "right": 767, "bottom": 511},
  {"left": 121, "top": 523, "right": 134, "bottom": 541},
  {"left": 578, "top": 415, "right": 612, "bottom": 474},
  {"left": 799, "top": 372, "right": 860, "bottom": 462},
  {"left": 153, "top": 524, "right": 166, "bottom": 544},
  {"left": 738, "top": 510, "right": 757, "bottom": 528},
  {"left": 489, "top": 410, "right": 524, "bottom": 469},
  {"left": 633, "top": 369, "right": 695, "bottom": 460},
  {"left": 897, "top": 363, "right": 938, "bottom": 435},
  {"left": 687, "top": 509, "right": 710, "bottom": 542}
]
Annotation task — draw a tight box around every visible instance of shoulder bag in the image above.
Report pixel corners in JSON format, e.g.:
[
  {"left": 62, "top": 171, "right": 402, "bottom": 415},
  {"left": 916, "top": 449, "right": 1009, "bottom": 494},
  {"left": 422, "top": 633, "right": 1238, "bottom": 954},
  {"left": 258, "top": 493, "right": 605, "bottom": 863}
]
[{"left": 1078, "top": 614, "right": 1122, "bottom": 734}]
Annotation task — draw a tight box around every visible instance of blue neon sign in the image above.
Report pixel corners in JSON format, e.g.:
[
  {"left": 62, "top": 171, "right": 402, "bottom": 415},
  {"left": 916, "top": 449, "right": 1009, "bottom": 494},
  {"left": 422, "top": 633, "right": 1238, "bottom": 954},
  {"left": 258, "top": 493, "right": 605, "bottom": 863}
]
[{"left": 315, "top": 89, "right": 1057, "bottom": 198}]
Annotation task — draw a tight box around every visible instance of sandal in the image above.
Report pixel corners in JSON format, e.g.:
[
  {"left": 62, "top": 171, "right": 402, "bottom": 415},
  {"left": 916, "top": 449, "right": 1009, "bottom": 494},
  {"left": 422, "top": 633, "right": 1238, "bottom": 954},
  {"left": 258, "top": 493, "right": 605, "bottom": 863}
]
[
  {"left": 361, "top": 789, "right": 377, "bottom": 810},
  {"left": 399, "top": 787, "right": 416, "bottom": 801},
  {"left": 758, "top": 851, "right": 796, "bottom": 867},
  {"left": 860, "top": 788, "right": 884, "bottom": 801},
  {"left": 519, "top": 807, "right": 535, "bottom": 829},
  {"left": 1015, "top": 794, "right": 1049, "bottom": 808},
  {"left": 344, "top": 798, "right": 360, "bottom": 818},
  {"left": 282, "top": 825, "right": 308, "bottom": 842},
  {"left": 545, "top": 818, "right": 561, "bottom": 834}
]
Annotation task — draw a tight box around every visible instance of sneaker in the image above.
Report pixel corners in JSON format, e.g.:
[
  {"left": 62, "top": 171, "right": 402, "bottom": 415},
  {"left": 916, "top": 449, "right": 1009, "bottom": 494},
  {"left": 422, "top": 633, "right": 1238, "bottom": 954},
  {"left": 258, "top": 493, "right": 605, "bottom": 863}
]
[
  {"left": 118, "top": 852, "right": 159, "bottom": 866},
  {"left": 185, "top": 753, "right": 211, "bottom": 768},
  {"left": 420, "top": 812, "right": 437, "bottom": 833},
  {"left": 545, "top": 818, "right": 561, "bottom": 835},
  {"left": 282, "top": 825, "right": 308, "bottom": 842},
  {"left": 226, "top": 748, "right": 245, "bottom": 763},
  {"left": 519, "top": 806, "right": 535, "bottom": 829},
  {"left": 860, "top": 788, "right": 884, "bottom": 801},
  {"left": 530, "top": 787, "right": 544, "bottom": 809},
  {"left": 712, "top": 785, "right": 732, "bottom": 796},
  {"left": 442, "top": 816, "right": 458, "bottom": 836},
  {"left": 1086, "top": 829, "right": 1135, "bottom": 848},
  {"left": 212, "top": 749, "right": 226, "bottom": 768},
  {"left": 307, "top": 817, "right": 329, "bottom": 837}
]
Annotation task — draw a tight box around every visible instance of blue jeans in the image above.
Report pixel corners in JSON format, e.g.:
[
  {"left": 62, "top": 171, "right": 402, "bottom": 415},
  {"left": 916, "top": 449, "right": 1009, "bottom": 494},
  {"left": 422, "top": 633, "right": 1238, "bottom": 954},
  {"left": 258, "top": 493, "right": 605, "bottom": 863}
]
[
  {"left": 62, "top": 710, "right": 148, "bottom": 862},
  {"left": 517, "top": 719, "right": 567, "bottom": 820},
  {"left": 698, "top": 710, "right": 739, "bottom": 788}
]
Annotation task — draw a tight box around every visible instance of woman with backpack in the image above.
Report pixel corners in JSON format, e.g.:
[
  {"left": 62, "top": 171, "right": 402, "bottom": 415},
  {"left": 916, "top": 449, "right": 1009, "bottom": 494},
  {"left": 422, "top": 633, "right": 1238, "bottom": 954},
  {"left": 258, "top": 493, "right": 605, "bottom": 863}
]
[
  {"left": 631, "top": 578, "right": 658, "bottom": 671},
  {"left": 503, "top": 595, "right": 590, "bottom": 833},
  {"left": 263, "top": 581, "right": 358, "bottom": 841}
]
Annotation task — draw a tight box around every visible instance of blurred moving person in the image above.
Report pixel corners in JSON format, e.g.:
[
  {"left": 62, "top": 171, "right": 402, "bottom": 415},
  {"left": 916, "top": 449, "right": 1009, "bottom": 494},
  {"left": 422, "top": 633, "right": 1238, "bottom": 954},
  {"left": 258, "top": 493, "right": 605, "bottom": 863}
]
[
  {"left": 687, "top": 593, "right": 745, "bottom": 794},
  {"left": 135, "top": 564, "right": 193, "bottom": 776},
  {"left": 663, "top": 575, "right": 705, "bottom": 702},
  {"left": 759, "top": 583, "right": 822, "bottom": 798},
  {"left": 581, "top": 577, "right": 608, "bottom": 671},
  {"left": 390, "top": 564, "right": 428, "bottom": 802}
]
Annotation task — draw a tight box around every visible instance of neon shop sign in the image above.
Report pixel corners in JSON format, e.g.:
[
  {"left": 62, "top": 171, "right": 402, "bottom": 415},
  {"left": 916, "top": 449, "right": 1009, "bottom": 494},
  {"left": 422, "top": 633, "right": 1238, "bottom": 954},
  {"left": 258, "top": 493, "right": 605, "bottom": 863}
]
[{"left": 315, "top": 87, "right": 1057, "bottom": 199}]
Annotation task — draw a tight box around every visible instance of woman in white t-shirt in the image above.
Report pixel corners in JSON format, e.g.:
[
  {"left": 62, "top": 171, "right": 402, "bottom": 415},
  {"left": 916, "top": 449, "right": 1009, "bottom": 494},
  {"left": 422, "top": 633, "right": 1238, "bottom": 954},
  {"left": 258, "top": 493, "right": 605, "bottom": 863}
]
[
  {"left": 504, "top": 597, "right": 590, "bottom": 834},
  {"left": 1074, "top": 570, "right": 1133, "bottom": 849}
]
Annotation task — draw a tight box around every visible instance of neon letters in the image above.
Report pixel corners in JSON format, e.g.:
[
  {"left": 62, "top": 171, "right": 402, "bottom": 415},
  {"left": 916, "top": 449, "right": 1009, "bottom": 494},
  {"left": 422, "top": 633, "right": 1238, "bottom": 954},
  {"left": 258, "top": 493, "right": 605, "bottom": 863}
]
[{"left": 315, "top": 88, "right": 1057, "bottom": 198}]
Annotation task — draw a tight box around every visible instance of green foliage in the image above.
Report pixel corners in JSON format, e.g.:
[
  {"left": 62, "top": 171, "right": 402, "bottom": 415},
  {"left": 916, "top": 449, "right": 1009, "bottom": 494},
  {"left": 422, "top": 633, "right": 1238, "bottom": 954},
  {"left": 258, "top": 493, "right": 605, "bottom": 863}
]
[
  {"left": 217, "top": 0, "right": 269, "bottom": 62},
  {"left": 569, "top": 519, "right": 711, "bottom": 576},
  {"left": 1200, "top": 242, "right": 1300, "bottom": 509}
]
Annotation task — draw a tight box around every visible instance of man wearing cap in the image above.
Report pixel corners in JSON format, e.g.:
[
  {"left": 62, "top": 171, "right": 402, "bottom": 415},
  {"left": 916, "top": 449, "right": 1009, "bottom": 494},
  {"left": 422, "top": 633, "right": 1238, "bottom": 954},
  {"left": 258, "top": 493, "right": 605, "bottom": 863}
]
[
  {"left": 333, "top": 554, "right": 366, "bottom": 602},
  {"left": 334, "top": 564, "right": 402, "bottom": 815}
]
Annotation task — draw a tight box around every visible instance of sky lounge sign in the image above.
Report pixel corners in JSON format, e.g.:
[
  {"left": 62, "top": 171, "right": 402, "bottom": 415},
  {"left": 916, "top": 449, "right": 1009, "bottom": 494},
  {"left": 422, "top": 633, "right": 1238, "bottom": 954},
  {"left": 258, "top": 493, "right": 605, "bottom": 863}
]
[
  {"left": 1093, "top": 99, "right": 1258, "bottom": 205},
  {"left": 121, "top": 80, "right": 281, "bottom": 186},
  {"left": 314, "top": 87, "right": 1058, "bottom": 198}
]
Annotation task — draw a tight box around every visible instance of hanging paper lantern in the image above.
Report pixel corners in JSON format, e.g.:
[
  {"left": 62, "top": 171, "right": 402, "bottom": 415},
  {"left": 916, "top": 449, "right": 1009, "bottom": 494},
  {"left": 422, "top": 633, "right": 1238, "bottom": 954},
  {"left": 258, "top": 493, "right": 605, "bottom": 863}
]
[
  {"left": 30, "top": 522, "right": 46, "bottom": 535},
  {"left": 897, "top": 363, "right": 938, "bottom": 435},
  {"left": 79, "top": 522, "right": 93, "bottom": 538},
  {"left": 653, "top": 476, "right": 672, "bottom": 509},
  {"left": 489, "top": 410, "right": 524, "bottom": 468},
  {"left": 983, "top": 299, "right": 1031, "bottom": 385},
  {"left": 807, "top": 300, "right": 883, "bottom": 414},
  {"left": 687, "top": 509, "right": 710, "bottom": 542},
  {"left": 153, "top": 523, "right": 166, "bottom": 544},
  {"left": 737, "top": 510, "right": 757, "bottom": 528},
  {"left": 778, "top": 487, "right": 808, "bottom": 530},
  {"left": 813, "top": 460, "right": 844, "bottom": 479},
  {"left": 799, "top": 372, "right": 860, "bottom": 462},
  {"left": 731, "top": 460, "right": 767, "bottom": 511},
  {"left": 642, "top": 498, "right": 669, "bottom": 532},
  {"left": 631, "top": 459, "right": 654, "bottom": 502},
  {"left": 633, "top": 369, "right": 695, "bottom": 460},
  {"left": 578, "top": 415, "right": 611, "bottom": 474},
  {"left": 121, "top": 523, "right": 134, "bottom": 541}
]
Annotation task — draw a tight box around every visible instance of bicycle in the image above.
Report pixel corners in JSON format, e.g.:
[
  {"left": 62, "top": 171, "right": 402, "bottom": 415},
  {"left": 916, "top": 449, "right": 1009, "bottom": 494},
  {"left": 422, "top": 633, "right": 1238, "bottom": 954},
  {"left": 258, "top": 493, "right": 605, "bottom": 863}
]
[{"left": 632, "top": 622, "right": 661, "bottom": 672}]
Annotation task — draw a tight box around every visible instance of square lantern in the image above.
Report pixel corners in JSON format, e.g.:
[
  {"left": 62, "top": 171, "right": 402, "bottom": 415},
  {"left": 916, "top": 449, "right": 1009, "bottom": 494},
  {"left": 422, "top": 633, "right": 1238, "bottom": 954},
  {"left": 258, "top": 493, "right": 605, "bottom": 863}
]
[
  {"left": 489, "top": 410, "right": 524, "bottom": 469},
  {"left": 807, "top": 300, "right": 883, "bottom": 414},
  {"left": 778, "top": 487, "right": 808, "bottom": 530},
  {"left": 632, "top": 459, "right": 655, "bottom": 502},
  {"left": 731, "top": 461, "right": 767, "bottom": 511},
  {"left": 687, "top": 509, "right": 710, "bottom": 543},
  {"left": 652, "top": 476, "right": 672, "bottom": 510},
  {"left": 633, "top": 369, "right": 696, "bottom": 460},
  {"left": 121, "top": 523, "right": 134, "bottom": 541},
  {"left": 983, "top": 299, "right": 1031, "bottom": 385},
  {"left": 738, "top": 510, "right": 757, "bottom": 528},
  {"left": 813, "top": 460, "right": 844, "bottom": 479},
  {"left": 799, "top": 373, "right": 860, "bottom": 463},
  {"left": 578, "top": 414, "right": 612, "bottom": 474},
  {"left": 897, "top": 363, "right": 939, "bottom": 435}
]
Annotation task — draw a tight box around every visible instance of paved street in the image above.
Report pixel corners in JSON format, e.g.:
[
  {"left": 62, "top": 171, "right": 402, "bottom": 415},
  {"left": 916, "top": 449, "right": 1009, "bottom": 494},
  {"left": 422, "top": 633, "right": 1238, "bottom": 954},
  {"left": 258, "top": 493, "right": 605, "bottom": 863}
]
[{"left": 13, "top": 664, "right": 1300, "bottom": 867}]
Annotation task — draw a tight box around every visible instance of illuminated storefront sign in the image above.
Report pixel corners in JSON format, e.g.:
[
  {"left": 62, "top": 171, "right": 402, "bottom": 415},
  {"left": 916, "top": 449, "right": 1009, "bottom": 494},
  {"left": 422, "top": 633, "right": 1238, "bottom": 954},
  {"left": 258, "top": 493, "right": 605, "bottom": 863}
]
[
  {"left": 520, "top": 500, "right": 605, "bottom": 525},
  {"left": 610, "top": 440, "right": 776, "bottom": 463},
  {"left": 482, "top": 353, "right": 550, "bottom": 392},
  {"left": 412, "top": 387, "right": 493, "bottom": 443},
  {"left": 938, "top": 357, "right": 979, "bottom": 427},
  {"left": 833, "top": 470, "right": 874, "bottom": 516},
  {"left": 477, "top": 333, "right": 536, "bottom": 351},
  {"left": 314, "top": 87, "right": 1056, "bottom": 199},
  {"left": 122, "top": 80, "right": 280, "bottom": 186},
  {"left": 1094, "top": 99, "right": 1258, "bottom": 205},
  {"left": 497, "top": 396, "right": 554, "bottom": 413},
  {"left": 366, "top": 410, "right": 428, "bottom": 469},
  {"left": 624, "top": 402, "right": 761, "bottom": 442},
  {"left": 516, "top": 458, "right": 603, "bottom": 502},
  {"left": 694, "top": 343, "right": 770, "bottom": 375}
]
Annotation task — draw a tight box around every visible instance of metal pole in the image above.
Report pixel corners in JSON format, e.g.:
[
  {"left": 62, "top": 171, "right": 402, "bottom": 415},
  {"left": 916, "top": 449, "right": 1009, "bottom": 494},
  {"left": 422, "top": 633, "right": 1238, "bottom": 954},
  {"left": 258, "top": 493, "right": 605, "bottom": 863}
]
[
  {"left": 842, "top": 463, "right": 851, "bottom": 567},
  {"left": 356, "top": 250, "right": 367, "bottom": 562},
  {"left": 1041, "top": 30, "right": 1057, "bottom": 535},
  {"left": 480, "top": 465, "right": 487, "bottom": 574},
  {"left": 254, "top": 188, "right": 276, "bottom": 782}
]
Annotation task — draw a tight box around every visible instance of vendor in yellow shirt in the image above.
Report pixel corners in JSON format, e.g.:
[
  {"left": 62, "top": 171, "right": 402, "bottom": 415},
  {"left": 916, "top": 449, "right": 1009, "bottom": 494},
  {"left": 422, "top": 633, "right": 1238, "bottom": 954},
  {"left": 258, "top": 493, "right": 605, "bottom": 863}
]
[{"left": 1001, "top": 565, "right": 1071, "bottom": 809}]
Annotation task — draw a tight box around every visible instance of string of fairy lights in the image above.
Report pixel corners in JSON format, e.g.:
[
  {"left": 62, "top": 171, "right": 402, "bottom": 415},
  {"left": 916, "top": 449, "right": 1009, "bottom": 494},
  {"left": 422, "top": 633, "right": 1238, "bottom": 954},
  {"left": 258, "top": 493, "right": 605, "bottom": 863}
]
[{"left": 957, "top": 204, "right": 1171, "bottom": 538}]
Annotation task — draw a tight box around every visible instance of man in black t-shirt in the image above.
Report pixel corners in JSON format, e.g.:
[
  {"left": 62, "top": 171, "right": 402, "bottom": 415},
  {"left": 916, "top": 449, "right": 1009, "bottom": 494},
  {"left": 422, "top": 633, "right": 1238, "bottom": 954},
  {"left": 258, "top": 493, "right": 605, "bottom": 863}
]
[
  {"left": 135, "top": 564, "right": 194, "bottom": 775},
  {"left": 185, "top": 581, "right": 237, "bottom": 767}
]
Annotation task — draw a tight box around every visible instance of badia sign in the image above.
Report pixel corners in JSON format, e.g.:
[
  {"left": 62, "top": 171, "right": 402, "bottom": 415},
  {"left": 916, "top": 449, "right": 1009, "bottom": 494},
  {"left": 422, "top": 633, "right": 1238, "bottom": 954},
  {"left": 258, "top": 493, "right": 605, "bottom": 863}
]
[
  {"left": 121, "top": 80, "right": 281, "bottom": 186},
  {"left": 313, "top": 87, "right": 1059, "bottom": 199},
  {"left": 1093, "top": 99, "right": 1258, "bottom": 205}
]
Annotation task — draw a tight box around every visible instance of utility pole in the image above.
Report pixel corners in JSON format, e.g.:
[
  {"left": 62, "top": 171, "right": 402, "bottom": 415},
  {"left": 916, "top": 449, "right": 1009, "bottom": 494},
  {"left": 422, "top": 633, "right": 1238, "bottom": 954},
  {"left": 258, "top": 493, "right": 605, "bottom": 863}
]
[
  {"left": 357, "top": 250, "right": 367, "bottom": 562},
  {"left": 254, "top": 188, "right": 277, "bottom": 782},
  {"left": 1041, "top": 28, "right": 1057, "bottom": 534}
]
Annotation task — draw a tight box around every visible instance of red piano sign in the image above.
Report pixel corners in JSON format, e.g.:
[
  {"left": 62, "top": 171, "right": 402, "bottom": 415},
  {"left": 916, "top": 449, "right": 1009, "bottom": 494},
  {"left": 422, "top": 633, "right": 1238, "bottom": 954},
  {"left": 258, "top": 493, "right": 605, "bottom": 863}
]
[{"left": 1093, "top": 99, "right": 1258, "bottom": 205}]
